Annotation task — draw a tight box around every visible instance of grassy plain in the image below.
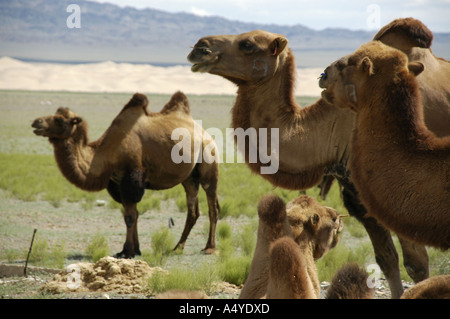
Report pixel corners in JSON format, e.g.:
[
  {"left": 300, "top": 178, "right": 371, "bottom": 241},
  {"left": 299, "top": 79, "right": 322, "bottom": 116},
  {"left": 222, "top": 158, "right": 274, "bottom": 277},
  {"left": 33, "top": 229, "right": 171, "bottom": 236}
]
[{"left": 0, "top": 90, "right": 447, "bottom": 297}]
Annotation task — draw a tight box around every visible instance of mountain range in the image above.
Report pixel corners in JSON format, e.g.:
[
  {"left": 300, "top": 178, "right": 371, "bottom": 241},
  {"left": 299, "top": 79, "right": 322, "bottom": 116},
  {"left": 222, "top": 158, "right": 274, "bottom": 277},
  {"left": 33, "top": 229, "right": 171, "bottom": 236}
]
[{"left": 1, "top": 0, "right": 449, "bottom": 67}]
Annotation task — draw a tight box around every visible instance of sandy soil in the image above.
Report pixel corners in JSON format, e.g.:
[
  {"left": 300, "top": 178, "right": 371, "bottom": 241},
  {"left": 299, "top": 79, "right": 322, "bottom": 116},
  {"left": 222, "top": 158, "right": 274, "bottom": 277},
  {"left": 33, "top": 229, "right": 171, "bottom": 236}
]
[{"left": 0, "top": 57, "right": 324, "bottom": 96}]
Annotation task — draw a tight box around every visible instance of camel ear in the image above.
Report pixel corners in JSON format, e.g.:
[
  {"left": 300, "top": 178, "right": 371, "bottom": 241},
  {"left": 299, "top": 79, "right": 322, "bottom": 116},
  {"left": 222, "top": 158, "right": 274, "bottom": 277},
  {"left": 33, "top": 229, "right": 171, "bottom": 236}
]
[
  {"left": 408, "top": 62, "right": 424, "bottom": 76},
  {"left": 361, "top": 56, "right": 374, "bottom": 76},
  {"left": 70, "top": 117, "right": 82, "bottom": 125},
  {"left": 270, "top": 37, "right": 288, "bottom": 56}
]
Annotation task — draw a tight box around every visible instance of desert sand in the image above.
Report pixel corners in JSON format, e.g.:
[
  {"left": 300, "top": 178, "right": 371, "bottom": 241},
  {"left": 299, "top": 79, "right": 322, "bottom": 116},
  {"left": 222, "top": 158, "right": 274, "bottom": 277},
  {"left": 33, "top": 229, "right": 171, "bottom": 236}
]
[{"left": 0, "top": 57, "right": 322, "bottom": 96}]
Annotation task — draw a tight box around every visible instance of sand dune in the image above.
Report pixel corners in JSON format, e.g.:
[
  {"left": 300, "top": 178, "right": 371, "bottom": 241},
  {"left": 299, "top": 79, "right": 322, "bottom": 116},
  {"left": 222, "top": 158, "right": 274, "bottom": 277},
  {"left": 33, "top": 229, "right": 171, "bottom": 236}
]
[{"left": 0, "top": 57, "right": 322, "bottom": 96}]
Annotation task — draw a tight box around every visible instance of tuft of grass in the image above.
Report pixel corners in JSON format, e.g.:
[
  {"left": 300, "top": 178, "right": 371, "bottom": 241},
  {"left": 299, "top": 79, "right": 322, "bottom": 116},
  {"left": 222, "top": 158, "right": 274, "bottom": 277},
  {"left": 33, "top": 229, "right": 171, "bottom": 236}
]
[
  {"left": 217, "top": 221, "right": 232, "bottom": 241},
  {"left": 316, "top": 241, "right": 374, "bottom": 282},
  {"left": 145, "top": 262, "right": 220, "bottom": 296},
  {"left": 85, "top": 233, "right": 110, "bottom": 262},
  {"left": 28, "top": 235, "right": 67, "bottom": 269},
  {"left": 141, "top": 229, "right": 176, "bottom": 266}
]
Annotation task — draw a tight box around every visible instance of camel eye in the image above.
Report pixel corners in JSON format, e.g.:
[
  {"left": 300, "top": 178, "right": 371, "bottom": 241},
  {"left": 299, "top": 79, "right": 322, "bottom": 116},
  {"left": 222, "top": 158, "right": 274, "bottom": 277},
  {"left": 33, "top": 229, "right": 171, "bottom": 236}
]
[
  {"left": 239, "top": 40, "right": 255, "bottom": 52},
  {"left": 336, "top": 61, "right": 346, "bottom": 72}
]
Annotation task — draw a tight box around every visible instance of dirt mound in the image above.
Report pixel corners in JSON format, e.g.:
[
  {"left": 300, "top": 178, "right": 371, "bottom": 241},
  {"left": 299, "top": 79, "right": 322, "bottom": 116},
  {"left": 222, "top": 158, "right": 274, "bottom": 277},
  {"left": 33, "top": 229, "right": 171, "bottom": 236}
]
[{"left": 41, "top": 256, "right": 163, "bottom": 294}]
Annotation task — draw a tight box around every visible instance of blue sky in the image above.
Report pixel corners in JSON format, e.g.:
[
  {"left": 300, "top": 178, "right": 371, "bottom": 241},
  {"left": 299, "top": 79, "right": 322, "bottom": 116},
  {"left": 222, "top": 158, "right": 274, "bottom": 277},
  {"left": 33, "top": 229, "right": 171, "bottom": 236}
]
[{"left": 89, "top": 0, "right": 450, "bottom": 32}]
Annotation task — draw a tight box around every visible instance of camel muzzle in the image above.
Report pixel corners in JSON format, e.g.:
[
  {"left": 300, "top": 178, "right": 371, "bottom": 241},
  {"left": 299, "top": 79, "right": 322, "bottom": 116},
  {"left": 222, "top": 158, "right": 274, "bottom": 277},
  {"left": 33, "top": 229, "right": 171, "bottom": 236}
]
[
  {"left": 31, "top": 118, "right": 47, "bottom": 136},
  {"left": 187, "top": 44, "right": 221, "bottom": 73}
]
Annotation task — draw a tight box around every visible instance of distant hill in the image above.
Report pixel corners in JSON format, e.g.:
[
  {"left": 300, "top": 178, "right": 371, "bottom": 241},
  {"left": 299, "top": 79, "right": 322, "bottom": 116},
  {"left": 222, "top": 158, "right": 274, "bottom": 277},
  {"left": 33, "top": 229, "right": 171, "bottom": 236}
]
[{"left": 1, "top": 0, "right": 449, "bottom": 67}]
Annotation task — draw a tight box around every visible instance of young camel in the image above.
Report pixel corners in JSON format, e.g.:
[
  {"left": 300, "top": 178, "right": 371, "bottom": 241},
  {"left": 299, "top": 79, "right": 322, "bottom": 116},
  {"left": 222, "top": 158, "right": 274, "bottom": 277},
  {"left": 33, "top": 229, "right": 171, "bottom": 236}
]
[
  {"left": 32, "top": 92, "right": 220, "bottom": 258},
  {"left": 187, "top": 19, "right": 450, "bottom": 297},
  {"left": 240, "top": 194, "right": 344, "bottom": 299},
  {"left": 401, "top": 275, "right": 450, "bottom": 299},
  {"left": 320, "top": 41, "right": 450, "bottom": 249}
]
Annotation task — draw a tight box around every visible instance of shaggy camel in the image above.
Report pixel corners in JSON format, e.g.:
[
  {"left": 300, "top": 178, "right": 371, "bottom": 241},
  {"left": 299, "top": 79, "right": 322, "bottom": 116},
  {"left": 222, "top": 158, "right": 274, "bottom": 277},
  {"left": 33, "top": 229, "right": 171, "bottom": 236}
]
[
  {"left": 401, "top": 275, "right": 450, "bottom": 299},
  {"left": 320, "top": 41, "right": 450, "bottom": 249},
  {"left": 32, "top": 92, "right": 220, "bottom": 258},
  {"left": 240, "top": 194, "right": 344, "bottom": 299},
  {"left": 187, "top": 19, "right": 450, "bottom": 297},
  {"left": 325, "top": 263, "right": 374, "bottom": 299}
]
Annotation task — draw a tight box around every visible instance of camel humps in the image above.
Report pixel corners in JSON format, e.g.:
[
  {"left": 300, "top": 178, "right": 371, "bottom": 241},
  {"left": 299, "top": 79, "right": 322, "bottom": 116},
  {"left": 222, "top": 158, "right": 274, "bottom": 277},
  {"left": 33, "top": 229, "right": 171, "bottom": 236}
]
[
  {"left": 32, "top": 92, "right": 220, "bottom": 258},
  {"left": 320, "top": 40, "right": 450, "bottom": 250}
]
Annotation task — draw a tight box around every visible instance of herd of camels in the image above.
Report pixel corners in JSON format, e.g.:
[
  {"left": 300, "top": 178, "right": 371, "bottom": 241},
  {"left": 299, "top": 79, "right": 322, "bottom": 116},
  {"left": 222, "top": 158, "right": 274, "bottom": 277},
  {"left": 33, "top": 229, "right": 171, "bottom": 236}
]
[{"left": 32, "top": 18, "right": 449, "bottom": 299}]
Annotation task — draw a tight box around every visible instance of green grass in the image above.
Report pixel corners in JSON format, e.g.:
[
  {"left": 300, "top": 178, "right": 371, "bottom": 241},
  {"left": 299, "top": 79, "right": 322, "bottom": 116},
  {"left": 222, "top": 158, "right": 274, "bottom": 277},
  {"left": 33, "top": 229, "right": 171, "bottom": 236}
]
[
  {"left": 141, "top": 228, "right": 177, "bottom": 266},
  {"left": 85, "top": 233, "right": 110, "bottom": 262},
  {"left": 27, "top": 235, "right": 67, "bottom": 269}
]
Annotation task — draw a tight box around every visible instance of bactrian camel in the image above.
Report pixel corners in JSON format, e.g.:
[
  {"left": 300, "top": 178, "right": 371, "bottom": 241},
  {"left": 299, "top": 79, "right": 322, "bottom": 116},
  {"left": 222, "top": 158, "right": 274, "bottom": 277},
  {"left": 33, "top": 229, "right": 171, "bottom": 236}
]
[
  {"left": 187, "top": 18, "right": 450, "bottom": 298},
  {"left": 32, "top": 92, "right": 220, "bottom": 258},
  {"left": 319, "top": 40, "right": 450, "bottom": 249},
  {"left": 242, "top": 194, "right": 372, "bottom": 299},
  {"left": 240, "top": 194, "right": 344, "bottom": 298}
]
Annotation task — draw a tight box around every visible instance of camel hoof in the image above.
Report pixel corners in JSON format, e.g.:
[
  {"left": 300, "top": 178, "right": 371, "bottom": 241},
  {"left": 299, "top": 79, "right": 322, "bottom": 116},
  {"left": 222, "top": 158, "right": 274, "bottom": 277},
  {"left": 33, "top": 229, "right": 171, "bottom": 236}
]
[
  {"left": 114, "top": 251, "right": 135, "bottom": 259},
  {"left": 202, "top": 248, "right": 216, "bottom": 255}
]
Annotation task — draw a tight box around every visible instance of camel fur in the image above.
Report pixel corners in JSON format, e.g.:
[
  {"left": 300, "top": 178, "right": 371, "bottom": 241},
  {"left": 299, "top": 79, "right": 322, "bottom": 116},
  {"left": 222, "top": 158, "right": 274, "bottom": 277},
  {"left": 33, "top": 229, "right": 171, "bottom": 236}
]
[
  {"left": 32, "top": 92, "right": 220, "bottom": 258},
  {"left": 240, "top": 194, "right": 344, "bottom": 299},
  {"left": 320, "top": 40, "right": 450, "bottom": 249},
  {"left": 187, "top": 19, "right": 450, "bottom": 297},
  {"left": 325, "top": 263, "right": 374, "bottom": 299},
  {"left": 401, "top": 275, "right": 450, "bottom": 299}
]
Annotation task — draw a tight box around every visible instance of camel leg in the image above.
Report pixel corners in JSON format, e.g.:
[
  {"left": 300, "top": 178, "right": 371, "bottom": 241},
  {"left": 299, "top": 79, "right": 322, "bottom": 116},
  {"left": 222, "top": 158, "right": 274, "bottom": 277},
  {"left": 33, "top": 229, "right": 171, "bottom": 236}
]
[
  {"left": 201, "top": 183, "right": 219, "bottom": 254},
  {"left": 114, "top": 169, "right": 145, "bottom": 258},
  {"left": 397, "top": 236, "right": 429, "bottom": 283},
  {"left": 174, "top": 174, "right": 200, "bottom": 252},
  {"left": 116, "top": 202, "right": 140, "bottom": 258},
  {"left": 340, "top": 186, "right": 404, "bottom": 299}
]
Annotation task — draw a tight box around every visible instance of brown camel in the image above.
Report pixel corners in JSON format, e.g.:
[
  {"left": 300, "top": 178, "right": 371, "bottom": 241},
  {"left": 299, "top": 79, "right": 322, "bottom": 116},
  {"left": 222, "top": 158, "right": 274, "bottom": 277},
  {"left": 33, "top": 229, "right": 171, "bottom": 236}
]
[
  {"left": 320, "top": 40, "right": 450, "bottom": 249},
  {"left": 325, "top": 263, "right": 374, "bottom": 299},
  {"left": 401, "top": 275, "right": 450, "bottom": 299},
  {"left": 187, "top": 18, "right": 450, "bottom": 298},
  {"left": 31, "top": 92, "right": 220, "bottom": 258},
  {"left": 240, "top": 194, "right": 344, "bottom": 299}
]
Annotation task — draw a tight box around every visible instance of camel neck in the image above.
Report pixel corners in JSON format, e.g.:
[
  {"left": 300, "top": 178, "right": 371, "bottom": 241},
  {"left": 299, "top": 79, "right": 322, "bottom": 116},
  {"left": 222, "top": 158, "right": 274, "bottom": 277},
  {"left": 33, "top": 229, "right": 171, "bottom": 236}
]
[
  {"left": 50, "top": 124, "right": 111, "bottom": 191},
  {"left": 232, "top": 50, "right": 298, "bottom": 129}
]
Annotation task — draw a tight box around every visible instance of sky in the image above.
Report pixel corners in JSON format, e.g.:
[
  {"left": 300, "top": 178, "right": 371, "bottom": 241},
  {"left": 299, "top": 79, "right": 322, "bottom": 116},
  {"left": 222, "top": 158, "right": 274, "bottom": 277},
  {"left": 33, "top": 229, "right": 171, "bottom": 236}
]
[{"left": 88, "top": 0, "right": 450, "bottom": 32}]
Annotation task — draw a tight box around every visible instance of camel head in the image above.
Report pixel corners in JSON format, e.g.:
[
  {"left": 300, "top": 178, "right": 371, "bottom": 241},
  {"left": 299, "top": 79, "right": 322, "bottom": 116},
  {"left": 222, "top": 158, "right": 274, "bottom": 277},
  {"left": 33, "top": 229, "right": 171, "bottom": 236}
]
[
  {"left": 286, "top": 195, "right": 344, "bottom": 259},
  {"left": 187, "top": 30, "right": 288, "bottom": 84},
  {"left": 319, "top": 41, "right": 424, "bottom": 111},
  {"left": 32, "top": 107, "right": 83, "bottom": 139}
]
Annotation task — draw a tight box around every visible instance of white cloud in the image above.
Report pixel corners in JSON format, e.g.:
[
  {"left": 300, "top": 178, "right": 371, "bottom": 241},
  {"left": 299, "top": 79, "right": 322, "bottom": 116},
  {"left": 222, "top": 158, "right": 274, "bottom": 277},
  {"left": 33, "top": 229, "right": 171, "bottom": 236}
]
[
  {"left": 88, "top": 0, "right": 450, "bottom": 32},
  {"left": 190, "top": 6, "right": 211, "bottom": 17}
]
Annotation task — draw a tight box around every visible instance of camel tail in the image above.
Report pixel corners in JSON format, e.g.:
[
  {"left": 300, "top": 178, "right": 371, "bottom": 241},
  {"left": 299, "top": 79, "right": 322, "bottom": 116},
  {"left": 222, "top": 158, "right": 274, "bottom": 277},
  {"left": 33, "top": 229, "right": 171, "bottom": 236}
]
[
  {"left": 373, "top": 17, "right": 433, "bottom": 49},
  {"left": 160, "top": 91, "right": 191, "bottom": 115},
  {"left": 257, "top": 195, "right": 286, "bottom": 225},
  {"left": 326, "top": 263, "right": 374, "bottom": 299}
]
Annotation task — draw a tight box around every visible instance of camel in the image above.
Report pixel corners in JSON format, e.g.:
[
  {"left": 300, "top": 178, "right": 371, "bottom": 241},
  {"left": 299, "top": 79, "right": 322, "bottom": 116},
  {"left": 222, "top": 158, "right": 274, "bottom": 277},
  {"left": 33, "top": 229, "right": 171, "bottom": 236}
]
[
  {"left": 187, "top": 18, "right": 450, "bottom": 298},
  {"left": 240, "top": 194, "right": 344, "bottom": 299},
  {"left": 319, "top": 41, "right": 450, "bottom": 249},
  {"left": 31, "top": 92, "right": 220, "bottom": 258},
  {"left": 325, "top": 263, "right": 374, "bottom": 299},
  {"left": 401, "top": 275, "right": 450, "bottom": 299}
]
